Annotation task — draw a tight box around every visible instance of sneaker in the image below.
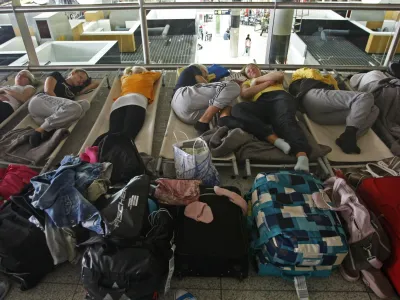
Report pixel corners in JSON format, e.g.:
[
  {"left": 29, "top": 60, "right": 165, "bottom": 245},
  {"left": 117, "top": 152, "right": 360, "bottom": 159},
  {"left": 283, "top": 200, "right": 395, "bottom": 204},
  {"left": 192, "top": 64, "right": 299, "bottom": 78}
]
[
  {"left": 339, "top": 264, "right": 360, "bottom": 282},
  {"left": 175, "top": 289, "right": 196, "bottom": 300}
]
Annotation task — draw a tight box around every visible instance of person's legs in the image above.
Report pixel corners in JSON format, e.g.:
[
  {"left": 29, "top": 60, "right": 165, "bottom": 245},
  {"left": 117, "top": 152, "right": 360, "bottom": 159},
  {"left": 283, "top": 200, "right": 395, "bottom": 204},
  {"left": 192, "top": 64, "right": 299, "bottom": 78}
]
[
  {"left": 122, "top": 105, "right": 146, "bottom": 140},
  {"left": 28, "top": 94, "right": 86, "bottom": 146},
  {"left": 0, "top": 101, "right": 14, "bottom": 123},
  {"left": 303, "top": 89, "right": 377, "bottom": 154},
  {"left": 229, "top": 100, "right": 291, "bottom": 154},
  {"left": 190, "top": 81, "right": 240, "bottom": 134},
  {"left": 109, "top": 107, "right": 127, "bottom": 134},
  {"left": 267, "top": 92, "right": 312, "bottom": 172}
]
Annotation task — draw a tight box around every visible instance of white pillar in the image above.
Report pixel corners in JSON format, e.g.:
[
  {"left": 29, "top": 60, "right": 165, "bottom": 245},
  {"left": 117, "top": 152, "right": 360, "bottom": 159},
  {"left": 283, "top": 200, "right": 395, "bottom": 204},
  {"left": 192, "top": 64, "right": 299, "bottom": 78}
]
[{"left": 230, "top": 8, "right": 240, "bottom": 58}]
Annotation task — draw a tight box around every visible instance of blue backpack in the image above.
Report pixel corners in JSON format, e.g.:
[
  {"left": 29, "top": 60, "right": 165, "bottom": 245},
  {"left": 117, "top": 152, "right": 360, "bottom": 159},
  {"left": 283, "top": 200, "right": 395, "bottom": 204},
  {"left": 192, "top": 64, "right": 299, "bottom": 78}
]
[{"left": 246, "top": 171, "right": 348, "bottom": 280}]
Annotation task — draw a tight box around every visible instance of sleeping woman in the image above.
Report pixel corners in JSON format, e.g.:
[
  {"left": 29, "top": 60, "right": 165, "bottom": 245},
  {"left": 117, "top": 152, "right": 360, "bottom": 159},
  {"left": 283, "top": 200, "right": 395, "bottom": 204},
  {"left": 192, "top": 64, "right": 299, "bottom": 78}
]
[
  {"left": 96, "top": 66, "right": 161, "bottom": 142},
  {"left": 0, "top": 70, "right": 38, "bottom": 123}
]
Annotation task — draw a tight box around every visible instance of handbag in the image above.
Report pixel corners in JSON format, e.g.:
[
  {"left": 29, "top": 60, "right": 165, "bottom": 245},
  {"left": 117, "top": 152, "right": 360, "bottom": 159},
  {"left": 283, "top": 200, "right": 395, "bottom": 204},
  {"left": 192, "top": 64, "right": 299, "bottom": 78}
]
[
  {"left": 101, "top": 175, "right": 150, "bottom": 239},
  {"left": 173, "top": 134, "right": 220, "bottom": 186}
]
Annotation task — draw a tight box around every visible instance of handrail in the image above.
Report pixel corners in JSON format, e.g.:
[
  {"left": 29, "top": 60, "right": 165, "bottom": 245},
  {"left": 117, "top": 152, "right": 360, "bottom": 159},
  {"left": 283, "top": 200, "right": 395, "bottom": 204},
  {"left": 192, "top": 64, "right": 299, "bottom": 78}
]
[
  {"left": 0, "top": 64, "right": 388, "bottom": 72},
  {"left": 0, "top": 1, "right": 399, "bottom": 14}
]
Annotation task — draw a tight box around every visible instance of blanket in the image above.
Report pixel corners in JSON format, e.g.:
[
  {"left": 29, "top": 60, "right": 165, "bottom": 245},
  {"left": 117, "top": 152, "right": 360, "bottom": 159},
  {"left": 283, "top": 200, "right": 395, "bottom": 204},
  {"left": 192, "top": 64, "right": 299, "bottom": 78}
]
[
  {"left": 202, "top": 123, "right": 331, "bottom": 163},
  {"left": 350, "top": 71, "right": 400, "bottom": 155},
  {"left": 0, "top": 127, "right": 69, "bottom": 165}
]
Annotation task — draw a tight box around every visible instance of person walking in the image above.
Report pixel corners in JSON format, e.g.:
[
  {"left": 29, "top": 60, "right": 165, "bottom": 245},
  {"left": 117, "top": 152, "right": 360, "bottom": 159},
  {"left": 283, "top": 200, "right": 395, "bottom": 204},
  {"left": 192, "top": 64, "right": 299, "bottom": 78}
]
[{"left": 244, "top": 34, "right": 251, "bottom": 56}]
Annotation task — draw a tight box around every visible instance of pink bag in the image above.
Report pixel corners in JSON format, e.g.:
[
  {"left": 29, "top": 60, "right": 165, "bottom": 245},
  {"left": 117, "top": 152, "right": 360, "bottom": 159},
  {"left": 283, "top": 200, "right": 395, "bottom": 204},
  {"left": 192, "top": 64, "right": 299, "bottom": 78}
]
[{"left": 154, "top": 179, "right": 201, "bottom": 206}]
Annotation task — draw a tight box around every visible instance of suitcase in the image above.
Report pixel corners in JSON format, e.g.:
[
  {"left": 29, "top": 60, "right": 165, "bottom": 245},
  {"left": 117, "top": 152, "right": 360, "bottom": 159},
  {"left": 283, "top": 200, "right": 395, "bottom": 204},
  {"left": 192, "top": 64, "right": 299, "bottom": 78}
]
[
  {"left": 358, "top": 177, "right": 400, "bottom": 294},
  {"left": 174, "top": 186, "right": 248, "bottom": 280}
]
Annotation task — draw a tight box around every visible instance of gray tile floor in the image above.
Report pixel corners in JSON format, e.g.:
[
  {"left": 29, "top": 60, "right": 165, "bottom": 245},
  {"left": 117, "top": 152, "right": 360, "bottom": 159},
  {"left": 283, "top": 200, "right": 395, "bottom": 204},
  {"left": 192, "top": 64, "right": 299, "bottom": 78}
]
[{"left": 3, "top": 71, "right": 399, "bottom": 300}]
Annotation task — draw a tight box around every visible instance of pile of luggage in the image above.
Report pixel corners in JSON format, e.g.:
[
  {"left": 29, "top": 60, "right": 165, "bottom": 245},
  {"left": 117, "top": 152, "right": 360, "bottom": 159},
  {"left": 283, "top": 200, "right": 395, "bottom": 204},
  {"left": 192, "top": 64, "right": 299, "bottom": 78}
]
[{"left": 0, "top": 132, "right": 399, "bottom": 300}]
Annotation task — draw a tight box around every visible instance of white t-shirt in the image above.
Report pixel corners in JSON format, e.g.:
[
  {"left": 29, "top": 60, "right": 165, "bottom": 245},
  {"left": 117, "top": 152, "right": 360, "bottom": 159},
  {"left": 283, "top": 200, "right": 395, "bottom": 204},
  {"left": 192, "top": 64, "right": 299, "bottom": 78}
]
[
  {"left": 111, "top": 93, "right": 148, "bottom": 113},
  {"left": 2, "top": 85, "right": 35, "bottom": 111}
]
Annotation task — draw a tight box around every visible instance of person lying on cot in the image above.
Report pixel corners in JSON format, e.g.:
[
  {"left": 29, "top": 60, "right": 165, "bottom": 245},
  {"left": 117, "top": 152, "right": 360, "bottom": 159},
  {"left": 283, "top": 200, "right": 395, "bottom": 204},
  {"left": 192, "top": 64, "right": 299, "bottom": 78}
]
[
  {"left": 289, "top": 68, "right": 378, "bottom": 154},
  {"left": 171, "top": 64, "right": 240, "bottom": 135},
  {"left": 95, "top": 66, "right": 161, "bottom": 143},
  {"left": 0, "top": 70, "right": 38, "bottom": 123},
  {"left": 219, "top": 63, "right": 311, "bottom": 172},
  {"left": 28, "top": 68, "right": 99, "bottom": 147}
]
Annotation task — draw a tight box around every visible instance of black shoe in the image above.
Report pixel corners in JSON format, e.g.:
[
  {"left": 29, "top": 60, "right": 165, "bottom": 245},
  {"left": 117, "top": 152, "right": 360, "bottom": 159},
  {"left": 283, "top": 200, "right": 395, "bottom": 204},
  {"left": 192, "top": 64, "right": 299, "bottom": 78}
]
[
  {"left": 194, "top": 121, "right": 210, "bottom": 135},
  {"left": 29, "top": 131, "right": 42, "bottom": 147},
  {"left": 41, "top": 129, "right": 56, "bottom": 142},
  {"left": 336, "top": 127, "right": 361, "bottom": 154}
]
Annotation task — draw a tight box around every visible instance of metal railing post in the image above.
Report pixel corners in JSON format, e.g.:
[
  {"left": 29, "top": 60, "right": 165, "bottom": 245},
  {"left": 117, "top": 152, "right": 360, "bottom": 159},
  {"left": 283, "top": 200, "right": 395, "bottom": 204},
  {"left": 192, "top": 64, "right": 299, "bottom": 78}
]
[
  {"left": 12, "top": 0, "right": 39, "bottom": 66},
  {"left": 138, "top": 0, "right": 151, "bottom": 65},
  {"left": 384, "top": 21, "right": 400, "bottom": 67}
]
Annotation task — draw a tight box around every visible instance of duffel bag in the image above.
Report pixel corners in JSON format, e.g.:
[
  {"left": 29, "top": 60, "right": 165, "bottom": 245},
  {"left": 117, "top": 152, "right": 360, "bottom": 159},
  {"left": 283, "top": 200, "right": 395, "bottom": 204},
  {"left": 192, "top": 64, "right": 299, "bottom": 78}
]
[
  {"left": 0, "top": 187, "right": 53, "bottom": 290},
  {"left": 358, "top": 176, "right": 400, "bottom": 294},
  {"left": 246, "top": 171, "right": 348, "bottom": 288},
  {"left": 81, "top": 207, "right": 175, "bottom": 300}
]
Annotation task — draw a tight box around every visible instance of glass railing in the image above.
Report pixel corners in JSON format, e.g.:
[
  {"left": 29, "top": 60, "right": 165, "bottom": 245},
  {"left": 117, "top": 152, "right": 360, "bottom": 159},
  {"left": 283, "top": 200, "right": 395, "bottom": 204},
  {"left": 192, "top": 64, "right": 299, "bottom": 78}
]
[{"left": 0, "top": 1, "right": 399, "bottom": 71}]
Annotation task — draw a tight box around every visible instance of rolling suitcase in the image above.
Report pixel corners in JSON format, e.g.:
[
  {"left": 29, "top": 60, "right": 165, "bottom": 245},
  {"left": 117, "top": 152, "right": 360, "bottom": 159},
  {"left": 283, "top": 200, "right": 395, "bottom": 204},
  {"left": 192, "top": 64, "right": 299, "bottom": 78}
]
[
  {"left": 174, "top": 186, "right": 248, "bottom": 280},
  {"left": 358, "top": 177, "right": 400, "bottom": 294}
]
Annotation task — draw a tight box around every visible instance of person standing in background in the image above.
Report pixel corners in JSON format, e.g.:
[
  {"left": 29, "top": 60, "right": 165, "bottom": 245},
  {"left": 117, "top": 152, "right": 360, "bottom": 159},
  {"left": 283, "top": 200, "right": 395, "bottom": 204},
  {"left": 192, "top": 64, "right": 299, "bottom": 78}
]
[{"left": 244, "top": 34, "right": 251, "bottom": 56}]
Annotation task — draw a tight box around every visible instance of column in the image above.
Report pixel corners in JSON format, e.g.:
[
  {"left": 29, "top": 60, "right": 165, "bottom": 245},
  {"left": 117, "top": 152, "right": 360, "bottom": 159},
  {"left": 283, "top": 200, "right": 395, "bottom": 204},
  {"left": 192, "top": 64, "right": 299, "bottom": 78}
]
[
  {"left": 230, "top": 1, "right": 241, "bottom": 58},
  {"left": 12, "top": 0, "right": 39, "bottom": 66},
  {"left": 265, "top": 0, "right": 294, "bottom": 64}
]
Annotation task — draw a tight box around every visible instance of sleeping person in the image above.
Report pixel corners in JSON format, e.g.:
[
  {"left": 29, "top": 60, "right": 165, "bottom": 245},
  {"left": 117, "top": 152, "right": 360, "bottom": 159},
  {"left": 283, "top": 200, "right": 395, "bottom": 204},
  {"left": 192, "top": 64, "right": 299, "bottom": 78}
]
[
  {"left": 0, "top": 70, "right": 38, "bottom": 123},
  {"left": 96, "top": 66, "right": 161, "bottom": 142},
  {"left": 171, "top": 64, "right": 240, "bottom": 135},
  {"left": 219, "top": 63, "right": 312, "bottom": 172},
  {"left": 28, "top": 69, "right": 98, "bottom": 147},
  {"left": 289, "top": 68, "right": 379, "bottom": 154}
]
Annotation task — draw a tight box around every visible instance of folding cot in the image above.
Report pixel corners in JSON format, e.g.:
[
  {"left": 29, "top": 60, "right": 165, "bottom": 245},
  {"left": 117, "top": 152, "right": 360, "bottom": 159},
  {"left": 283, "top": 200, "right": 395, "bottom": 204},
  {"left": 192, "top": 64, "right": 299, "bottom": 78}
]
[
  {"left": 0, "top": 72, "right": 46, "bottom": 131},
  {"left": 286, "top": 71, "right": 394, "bottom": 175},
  {"left": 0, "top": 76, "right": 106, "bottom": 172},
  {"left": 156, "top": 68, "right": 239, "bottom": 177},
  {"left": 79, "top": 73, "right": 163, "bottom": 157}
]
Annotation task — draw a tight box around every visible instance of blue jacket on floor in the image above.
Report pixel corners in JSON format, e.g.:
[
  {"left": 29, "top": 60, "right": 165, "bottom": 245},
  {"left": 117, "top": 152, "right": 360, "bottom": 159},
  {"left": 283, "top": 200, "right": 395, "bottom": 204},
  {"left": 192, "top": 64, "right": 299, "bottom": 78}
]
[{"left": 31, "top": 155, "right": 104, "bottom": 234}]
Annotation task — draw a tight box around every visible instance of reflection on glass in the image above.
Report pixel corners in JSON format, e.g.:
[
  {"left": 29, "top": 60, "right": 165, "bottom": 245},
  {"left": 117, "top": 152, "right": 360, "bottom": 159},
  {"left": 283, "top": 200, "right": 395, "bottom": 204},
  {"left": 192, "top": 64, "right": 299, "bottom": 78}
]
[{"left": 287, "top": 9, "right": 398, "bottom": 66}]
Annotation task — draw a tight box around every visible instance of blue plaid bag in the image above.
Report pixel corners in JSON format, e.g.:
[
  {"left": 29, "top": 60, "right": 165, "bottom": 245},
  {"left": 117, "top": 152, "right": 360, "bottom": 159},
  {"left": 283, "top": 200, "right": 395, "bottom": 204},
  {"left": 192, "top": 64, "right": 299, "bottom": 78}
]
[{"left": 246, "top": 171, "right": 348, "bottom": 279}]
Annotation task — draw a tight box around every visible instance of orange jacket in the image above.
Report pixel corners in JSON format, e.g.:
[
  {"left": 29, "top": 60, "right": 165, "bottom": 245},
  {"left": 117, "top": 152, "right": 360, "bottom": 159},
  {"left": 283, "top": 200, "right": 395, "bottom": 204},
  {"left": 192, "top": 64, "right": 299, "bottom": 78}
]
[{"left": 118, "top": 71, "right": 162, "bottom": 103}]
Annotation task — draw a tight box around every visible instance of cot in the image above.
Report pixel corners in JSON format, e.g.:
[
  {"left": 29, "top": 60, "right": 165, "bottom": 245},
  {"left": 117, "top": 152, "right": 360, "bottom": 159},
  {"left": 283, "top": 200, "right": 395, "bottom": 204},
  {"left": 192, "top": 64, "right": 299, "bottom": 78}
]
[
  {"left": 79, "top": 74, "right": 163, "bottom": 156},
  {"left": 0, "top": 76, "right": 106, "bottom": 172}
]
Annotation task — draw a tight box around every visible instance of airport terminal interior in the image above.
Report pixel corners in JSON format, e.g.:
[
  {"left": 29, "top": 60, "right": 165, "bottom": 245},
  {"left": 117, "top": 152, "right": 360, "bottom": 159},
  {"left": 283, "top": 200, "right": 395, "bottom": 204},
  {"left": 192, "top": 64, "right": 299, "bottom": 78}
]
[{"left": 0, "top": 0, "right": 400, "bottom": 299}]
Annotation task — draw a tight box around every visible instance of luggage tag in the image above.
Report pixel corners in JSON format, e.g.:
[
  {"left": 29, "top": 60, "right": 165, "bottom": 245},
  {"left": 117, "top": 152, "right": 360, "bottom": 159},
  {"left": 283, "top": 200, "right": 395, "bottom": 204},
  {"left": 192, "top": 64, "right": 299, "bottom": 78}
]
[{"left": 294, "top": 276, "right": 309, "bottom": 300}]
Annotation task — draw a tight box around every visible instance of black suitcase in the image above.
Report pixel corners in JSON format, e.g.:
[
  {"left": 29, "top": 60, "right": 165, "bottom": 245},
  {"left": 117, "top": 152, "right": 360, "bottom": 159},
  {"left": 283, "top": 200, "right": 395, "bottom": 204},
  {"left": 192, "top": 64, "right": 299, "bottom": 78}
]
[{"left": 174, "top": 186, "right": 248, "bottom": 280}]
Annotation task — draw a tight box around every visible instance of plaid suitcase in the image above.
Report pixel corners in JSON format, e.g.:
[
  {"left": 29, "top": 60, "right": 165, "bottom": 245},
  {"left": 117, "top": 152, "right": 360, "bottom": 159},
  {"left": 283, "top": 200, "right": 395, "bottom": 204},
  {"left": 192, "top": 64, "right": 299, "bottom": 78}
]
[{"left": 247, "top": 171, "right": 348, "bottom": 279}]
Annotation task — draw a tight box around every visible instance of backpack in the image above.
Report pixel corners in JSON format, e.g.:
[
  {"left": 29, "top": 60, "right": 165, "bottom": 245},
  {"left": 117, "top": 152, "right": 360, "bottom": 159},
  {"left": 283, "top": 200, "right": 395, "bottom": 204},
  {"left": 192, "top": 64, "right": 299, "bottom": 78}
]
[
  {"left": 246, "top": 171, "right": 348, "bottom": 282},
  {"left": 81, "top": 208, "right": 175, "bottom": 300},
  {"left": 94, "top": 133, "right": 147, "bottom": 184},
  {"left": 0, "top": 187, "right": 53, "bottom": 290}
]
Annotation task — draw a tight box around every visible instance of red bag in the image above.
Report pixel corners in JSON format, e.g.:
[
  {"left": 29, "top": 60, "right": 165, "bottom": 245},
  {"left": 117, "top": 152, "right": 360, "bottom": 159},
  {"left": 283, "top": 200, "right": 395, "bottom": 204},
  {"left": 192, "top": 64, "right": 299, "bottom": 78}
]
[
  {"left": 358, "top": 177, "right": 400, "bottom": 294},
  {"left": 0, "top": 165, "right": 38, "bottom": 204}
]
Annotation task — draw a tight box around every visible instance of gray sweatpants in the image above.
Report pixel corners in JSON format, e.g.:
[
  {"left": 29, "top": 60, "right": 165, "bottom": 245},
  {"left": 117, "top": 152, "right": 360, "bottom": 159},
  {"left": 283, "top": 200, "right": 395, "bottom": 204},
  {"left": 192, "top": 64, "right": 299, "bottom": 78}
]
[
  {"left": 302, "top": 89, "right": 379, "bottom": 138},
  {"left": 28, "top": 93, "right": 90, "bottom": 131},
  {"left": 171, "top": 81, "right": 240, "bottom": 124}
]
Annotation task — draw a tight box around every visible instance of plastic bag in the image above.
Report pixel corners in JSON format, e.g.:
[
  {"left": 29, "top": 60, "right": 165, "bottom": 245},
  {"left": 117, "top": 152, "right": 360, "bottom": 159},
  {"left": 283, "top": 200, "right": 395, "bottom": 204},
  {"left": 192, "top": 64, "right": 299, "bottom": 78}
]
[{"left": 173, "top": 137, "right": 220, "bottom": 186}]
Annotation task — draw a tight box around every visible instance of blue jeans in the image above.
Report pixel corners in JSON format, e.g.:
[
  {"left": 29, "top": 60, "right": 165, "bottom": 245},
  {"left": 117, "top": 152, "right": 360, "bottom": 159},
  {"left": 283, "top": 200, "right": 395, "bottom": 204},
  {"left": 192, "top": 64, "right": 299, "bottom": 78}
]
[{"left": 31, "top": 155, "right": 104, "bottom": 234}]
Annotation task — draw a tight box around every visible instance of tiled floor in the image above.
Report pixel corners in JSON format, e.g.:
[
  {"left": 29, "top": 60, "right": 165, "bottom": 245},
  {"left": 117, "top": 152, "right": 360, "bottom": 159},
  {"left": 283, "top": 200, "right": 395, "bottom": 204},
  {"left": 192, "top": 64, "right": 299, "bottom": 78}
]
[{"left": 3, "top": 71, "right": 400, "bottom": 300}]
